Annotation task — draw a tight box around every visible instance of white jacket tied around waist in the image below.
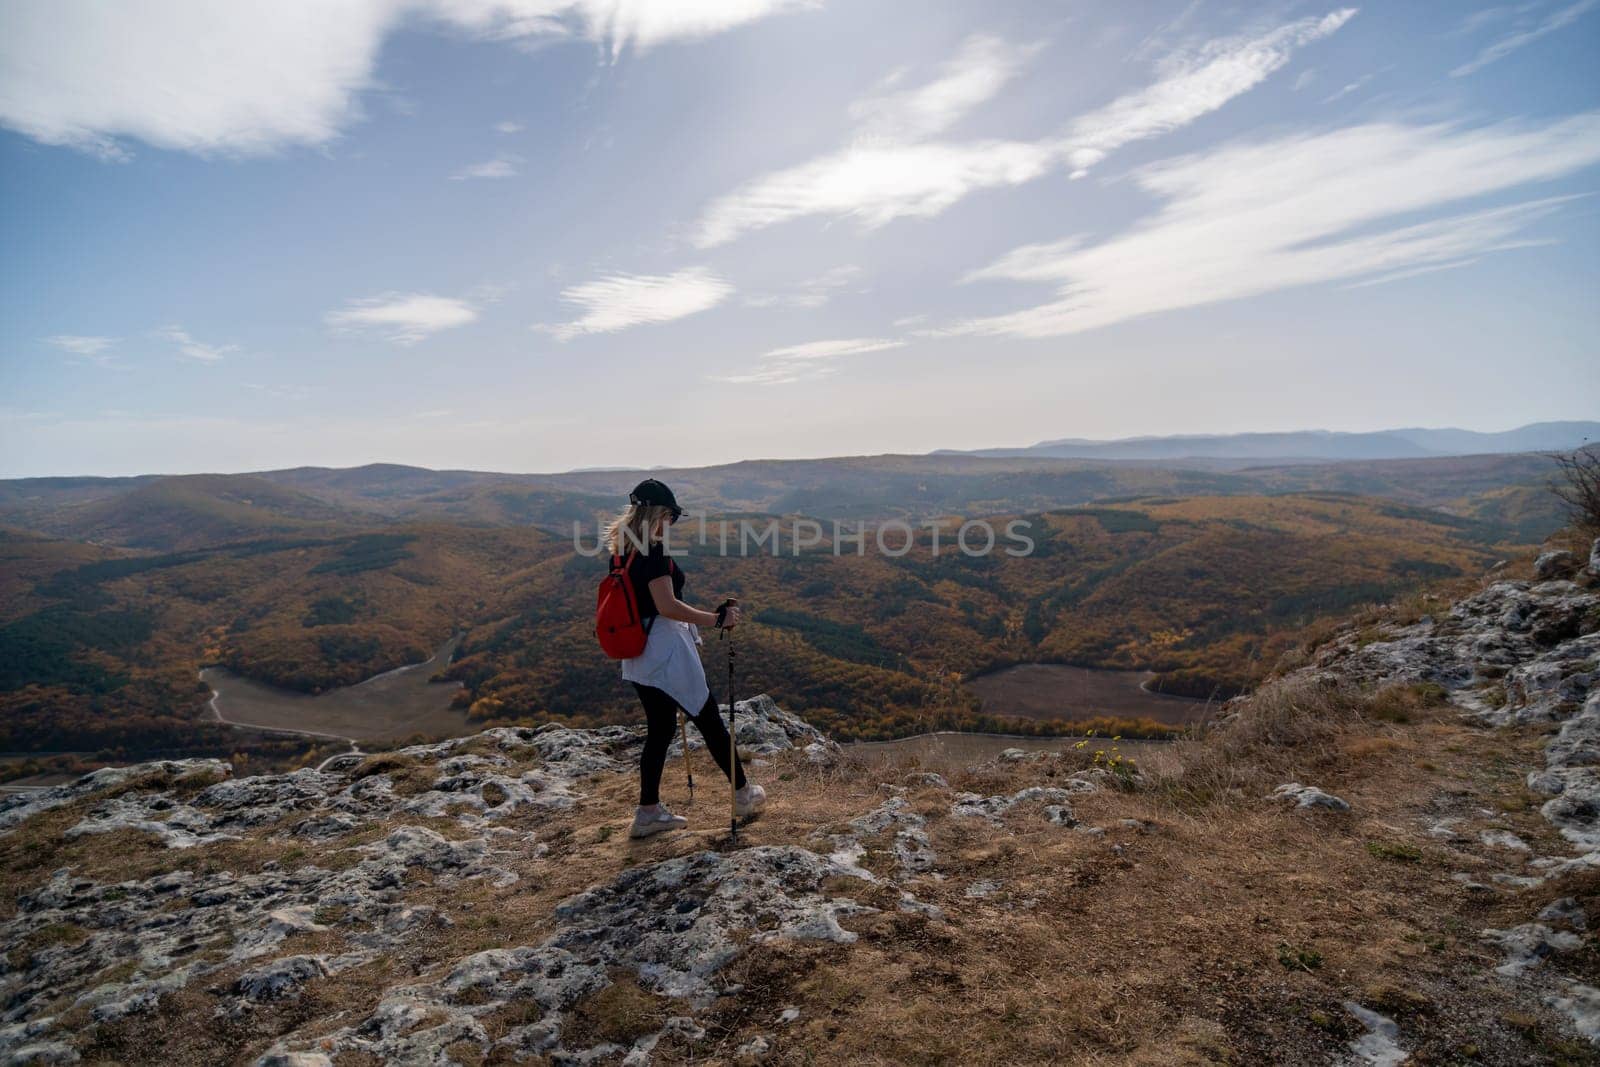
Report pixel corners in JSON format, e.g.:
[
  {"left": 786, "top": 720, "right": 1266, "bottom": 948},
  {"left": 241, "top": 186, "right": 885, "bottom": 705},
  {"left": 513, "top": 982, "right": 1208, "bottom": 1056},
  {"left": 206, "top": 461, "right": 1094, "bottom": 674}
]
[{"left": 620, "top": 614, "right": 709, "bottom": 713}]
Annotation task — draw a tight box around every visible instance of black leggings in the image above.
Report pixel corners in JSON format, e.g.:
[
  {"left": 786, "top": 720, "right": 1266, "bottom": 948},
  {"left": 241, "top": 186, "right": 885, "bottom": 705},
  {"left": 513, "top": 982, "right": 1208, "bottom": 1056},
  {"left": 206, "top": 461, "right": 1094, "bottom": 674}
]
[{"left": 632, "top": 683, "right": 746, "bottom": 806}]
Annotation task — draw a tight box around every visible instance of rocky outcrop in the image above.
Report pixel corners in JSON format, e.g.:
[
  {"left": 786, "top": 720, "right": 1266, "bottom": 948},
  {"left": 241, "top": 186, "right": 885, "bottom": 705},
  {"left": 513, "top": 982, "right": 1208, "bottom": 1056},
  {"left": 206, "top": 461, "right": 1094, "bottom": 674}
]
[
  {"left": 1316, "top": 575, "right": 1600, "bottom": 853},
  {"left": 258, "top": 846, "right": 873, "bottom": 1064},
  {"left": 0, "top": 696, "right": 872, "bottom": 1065},
  {"left": 1312, "top": 568, "right": 1600, "bottom": 1042}
]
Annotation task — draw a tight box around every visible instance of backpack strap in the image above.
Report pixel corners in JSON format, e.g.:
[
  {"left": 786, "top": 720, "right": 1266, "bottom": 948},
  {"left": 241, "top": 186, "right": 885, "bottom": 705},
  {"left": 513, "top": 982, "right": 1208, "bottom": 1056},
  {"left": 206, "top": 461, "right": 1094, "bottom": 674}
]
[{"left": 614, "top": 547, "right": 661, "bottom": 635}]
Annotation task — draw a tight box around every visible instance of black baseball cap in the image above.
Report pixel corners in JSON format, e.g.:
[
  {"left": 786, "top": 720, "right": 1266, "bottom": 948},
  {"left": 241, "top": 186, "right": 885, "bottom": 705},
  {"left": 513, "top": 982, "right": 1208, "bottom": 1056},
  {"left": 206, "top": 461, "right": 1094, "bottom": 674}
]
[{"left": 629, "top": 478, "right": 682, "bottom": 522}]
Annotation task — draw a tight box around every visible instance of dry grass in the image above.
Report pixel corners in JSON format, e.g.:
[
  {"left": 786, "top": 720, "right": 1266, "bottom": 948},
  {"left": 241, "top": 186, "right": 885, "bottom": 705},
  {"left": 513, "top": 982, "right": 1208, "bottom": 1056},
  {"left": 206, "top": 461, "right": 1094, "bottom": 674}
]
[{"left": 1150, "top": 672, "right": 1372, "bottom": 809}]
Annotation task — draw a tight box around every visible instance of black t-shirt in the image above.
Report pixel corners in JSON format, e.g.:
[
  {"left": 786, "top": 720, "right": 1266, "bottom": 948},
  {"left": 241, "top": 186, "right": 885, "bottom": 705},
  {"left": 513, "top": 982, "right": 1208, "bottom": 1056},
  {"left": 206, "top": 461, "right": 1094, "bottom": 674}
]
[{"left": 621, "top": 540, "right": 683, "bottom": 620}]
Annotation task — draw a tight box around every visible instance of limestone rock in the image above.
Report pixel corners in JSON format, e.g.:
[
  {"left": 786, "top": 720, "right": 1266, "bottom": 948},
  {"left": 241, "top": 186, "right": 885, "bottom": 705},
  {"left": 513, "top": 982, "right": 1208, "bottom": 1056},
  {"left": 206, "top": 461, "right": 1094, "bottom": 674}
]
[
  {"left": 1536, "top": 549, "right": 1581, "bottom": 580},
  {"left": 1547, "top": 982, "right": 1600, "bottom": 1044},
  {"left": 735, "top": 1034, "right": 773, "bottom": 1064},
  {"left": 0, "top": 759, "right": 230, "bottom": 835},
  {"left": 1269, "top": 783, "right": 1350, "bottom": 811},
  {"left": 233, "top": 954, "right": 331, "bottom": 1002},
  {"left": 952, "top": 786, "right": 1080, "bottom": 821},
  {"left": 1342, "top": 1001, "right": 1407, "bottom": 1066},
  {"left": 1481, "top": 921, "right": 1584, "bottom": 977},
  {"left": 262, "top": 845, "right": 872, "bottom": 1064}
]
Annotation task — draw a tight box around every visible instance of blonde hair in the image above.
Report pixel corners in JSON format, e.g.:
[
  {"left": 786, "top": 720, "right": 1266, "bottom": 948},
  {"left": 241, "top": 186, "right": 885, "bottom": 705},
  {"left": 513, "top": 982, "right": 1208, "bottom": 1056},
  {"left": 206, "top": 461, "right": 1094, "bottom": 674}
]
[{"left": 604, "top": 503, "right": 674, "bottom": 556}]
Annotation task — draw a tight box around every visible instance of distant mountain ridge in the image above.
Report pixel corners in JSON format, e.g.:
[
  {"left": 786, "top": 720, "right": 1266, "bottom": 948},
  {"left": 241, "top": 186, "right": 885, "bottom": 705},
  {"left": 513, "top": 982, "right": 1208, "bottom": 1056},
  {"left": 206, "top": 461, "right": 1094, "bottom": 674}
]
[{"left": 939, "top": 420, "right": 1599, "bottom": 462}]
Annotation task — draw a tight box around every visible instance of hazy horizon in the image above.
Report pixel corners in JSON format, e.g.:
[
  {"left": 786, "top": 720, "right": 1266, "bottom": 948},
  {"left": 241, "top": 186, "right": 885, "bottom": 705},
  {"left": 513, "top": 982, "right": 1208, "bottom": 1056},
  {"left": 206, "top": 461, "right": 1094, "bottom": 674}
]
[
  {"left": 1, "top": 416, "right": 1594, "bottom": 482},
  {"left": 4, "top": 1, "right": 1598, "bottom": 479}
]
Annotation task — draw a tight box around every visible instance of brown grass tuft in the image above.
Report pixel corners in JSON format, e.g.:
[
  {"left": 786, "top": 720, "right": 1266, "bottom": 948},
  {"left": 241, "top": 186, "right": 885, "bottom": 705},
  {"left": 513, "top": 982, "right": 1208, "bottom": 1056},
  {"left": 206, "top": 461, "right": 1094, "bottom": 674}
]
[{"left": 1152, "top": 673, "right": 1371, "bottom": 809}]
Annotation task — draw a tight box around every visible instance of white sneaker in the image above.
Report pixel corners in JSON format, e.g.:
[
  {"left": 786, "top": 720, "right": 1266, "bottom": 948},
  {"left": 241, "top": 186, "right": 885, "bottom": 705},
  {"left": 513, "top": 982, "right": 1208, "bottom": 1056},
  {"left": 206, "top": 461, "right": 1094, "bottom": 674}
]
[
  {"left": 629, "top": 804, "right": 688, "bottom": 839},
  {"left": 734, "top": 783, "right": 766, "bottom": 817}
]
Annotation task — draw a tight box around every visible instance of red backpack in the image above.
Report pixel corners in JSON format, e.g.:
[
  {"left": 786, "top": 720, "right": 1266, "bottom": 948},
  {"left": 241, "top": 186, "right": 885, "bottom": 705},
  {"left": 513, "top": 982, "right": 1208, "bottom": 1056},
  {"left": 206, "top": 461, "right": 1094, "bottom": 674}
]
[{"left": 596, "top": 551, "right": 673, "bottom": 659}]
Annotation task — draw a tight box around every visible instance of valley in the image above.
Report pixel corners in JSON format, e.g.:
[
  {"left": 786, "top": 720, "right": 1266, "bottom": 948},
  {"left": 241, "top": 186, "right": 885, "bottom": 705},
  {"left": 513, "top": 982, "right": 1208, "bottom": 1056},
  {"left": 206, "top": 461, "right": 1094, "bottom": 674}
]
[{"left": 0, "top": 445, "right": 1586, "bottom": 775}]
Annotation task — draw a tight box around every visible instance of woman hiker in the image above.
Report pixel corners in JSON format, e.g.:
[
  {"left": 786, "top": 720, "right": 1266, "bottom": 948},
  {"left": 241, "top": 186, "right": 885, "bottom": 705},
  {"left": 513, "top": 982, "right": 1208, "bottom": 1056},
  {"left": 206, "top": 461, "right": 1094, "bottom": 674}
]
[{"left": 605, "top": 478, "right": 766, "bottom": 838}]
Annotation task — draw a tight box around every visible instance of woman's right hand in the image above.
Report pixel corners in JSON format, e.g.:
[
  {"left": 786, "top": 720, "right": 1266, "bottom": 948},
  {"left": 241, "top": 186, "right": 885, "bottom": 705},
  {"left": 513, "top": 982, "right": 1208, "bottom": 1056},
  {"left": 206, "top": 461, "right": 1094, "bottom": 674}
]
[{"left": 718, "top": 602, "right": 742, "bottom": 629}]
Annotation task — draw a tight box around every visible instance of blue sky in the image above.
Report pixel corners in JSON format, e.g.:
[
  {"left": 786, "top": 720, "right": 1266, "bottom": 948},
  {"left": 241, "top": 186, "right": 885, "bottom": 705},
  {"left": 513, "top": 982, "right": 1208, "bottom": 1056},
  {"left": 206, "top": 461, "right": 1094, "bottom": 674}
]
[{"left": 2, "top": 0, "right": 1597, "bottom": 478}]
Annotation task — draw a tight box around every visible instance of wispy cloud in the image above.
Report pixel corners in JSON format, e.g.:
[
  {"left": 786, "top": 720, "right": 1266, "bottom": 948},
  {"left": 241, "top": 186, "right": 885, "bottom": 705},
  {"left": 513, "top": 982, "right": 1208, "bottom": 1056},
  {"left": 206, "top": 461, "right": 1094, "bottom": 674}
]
[
  {"left": 694, "top": 10, "right": 1354, "bottom": 247},
  {"left": 1056, "top": 10, "right": 1357, "bottom": 177},
  {"left": 849, "top": 35, "right": 1038, "bottom": 142},
  {"left": 539, "top": 267, "right": 732, "bottom": 340},
  {"left": 940, "top": 112, "right": 1600, "bottom": 340},
  {"left": 450, "top": 155, "right": 519, "bottom": 180},
  {"left": 494, "top": 120, "right": 524, "bottom": 134},
  {"left": 712, "top": 337, "right": 904, "bottom": 385},
  {"left": 743, "top": 265, "right": 863, "bottom": 309},
  {"left": 1452, "top": 0, "right": 1597, "bottom": 76},
  {"left": 155, "top": 325, "right": 237, "bottom": 362},
  {"left": 325, "top": 293, "right": 478, "bottom": 345},
  {"left": 43, "top": 334, "right": 118, "bottom": 364},
  {"left": 1323, "top": 71, "right": 1379, "bottom": 103},
  {"left": 0, "top": 1, "right": 813, "bottom": 159}
]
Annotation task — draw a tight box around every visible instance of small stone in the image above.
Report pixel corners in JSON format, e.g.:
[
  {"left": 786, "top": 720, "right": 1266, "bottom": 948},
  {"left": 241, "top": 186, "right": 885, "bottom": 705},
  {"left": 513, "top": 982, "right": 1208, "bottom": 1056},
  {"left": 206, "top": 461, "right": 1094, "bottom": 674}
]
[
  {"left": 1342, "top": 1001, "right": 1407, "bottom": 1066},
  {"left": 1269, "top": 783, "right": 1350, "bottom": 812},
  {"left": 734, "top": 1035, "right": 772, "bottom": 1064},
  {"left": 1538, "top": 897, "right": 1588, "bottom": 931},
  {"left": 1044, "top": 804, "right": 1076, "bottom": 827},
  {"left": 1480, "top": 829, "right": 1531, "bottom": 852},
  {"left": 1547, "top": 981, "right": 1600, "bottom": 1043}
]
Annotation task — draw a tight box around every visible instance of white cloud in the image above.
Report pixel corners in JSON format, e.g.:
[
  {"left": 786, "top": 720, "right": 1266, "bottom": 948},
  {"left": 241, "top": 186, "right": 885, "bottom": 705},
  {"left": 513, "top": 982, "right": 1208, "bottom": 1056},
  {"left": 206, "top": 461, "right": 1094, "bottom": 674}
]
[
  {"left": 1451, "top": 0, "right": 1597, "bottom": 76},
  {"left": 450, "top": 155, "right": 519, "bottom": 179},
  {"left": 743, "top": 265, "right": 862, "bottom": 309},
  {"left": 539, "top": 267, "right": 732, "bottom": 340},
  {"left": 942, "top": 112, "right": 1600, "bottom": 339},
  {"left": 435, "top": 0, "right": 816, "bottom": 60},
  {"left": 494, "top": 120, "right": 525, "bottom": 133},
  {"left": 712, "top": 337, "right": 903, "bottom": 385},
  {"left": 0, "top": 1, "right": 812, "bottom": 159},
  {"left": 849, "top": 35, "right": 1037, "bottom": 143},
  {"left": 155, "top": 325, "right": 237, "bottom": 362},
  {"left": 696, "top": 140, "right": 1058, "bottom": 248},
  {"left": 694, "top": 10, "right": 1353, "bottom": 247},
  {"left": 326, "top": 292, "right": 479, "bottom": 345},
  {"left": 43, "top": 335, "right": 118, "bottom": 362}
]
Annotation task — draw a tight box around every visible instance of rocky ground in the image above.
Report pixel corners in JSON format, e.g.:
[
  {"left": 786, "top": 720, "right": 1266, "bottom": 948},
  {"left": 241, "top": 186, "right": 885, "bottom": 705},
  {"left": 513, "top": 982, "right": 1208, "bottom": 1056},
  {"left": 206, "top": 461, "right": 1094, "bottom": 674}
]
[{"left": 1, "top": 543, "right": 1598, "bottom": 1065}]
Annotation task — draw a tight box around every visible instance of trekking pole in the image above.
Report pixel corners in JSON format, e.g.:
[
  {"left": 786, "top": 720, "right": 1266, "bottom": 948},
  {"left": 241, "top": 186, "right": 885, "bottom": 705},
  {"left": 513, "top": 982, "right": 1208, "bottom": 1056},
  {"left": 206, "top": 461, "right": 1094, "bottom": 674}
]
[
  {"left": 678, "top": 711, "right": 695, "bottom": 801},
  {"left": 717, "top": 597, "right": 742, "bottom": 845}
]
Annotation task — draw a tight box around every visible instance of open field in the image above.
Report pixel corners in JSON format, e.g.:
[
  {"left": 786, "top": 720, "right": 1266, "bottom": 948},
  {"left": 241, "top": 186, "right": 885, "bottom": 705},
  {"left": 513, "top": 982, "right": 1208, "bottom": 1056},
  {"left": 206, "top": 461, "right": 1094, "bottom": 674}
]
[
  {"left": 965, "top": 663, "right": 1212, "bottom": 724},
  {"left": 200, "top": 633, "right": 469, "bottom": 744}
]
